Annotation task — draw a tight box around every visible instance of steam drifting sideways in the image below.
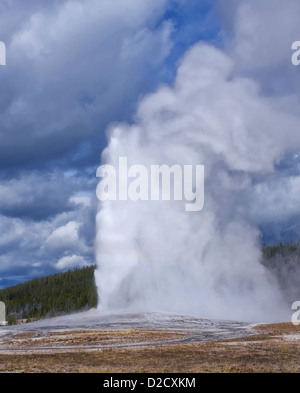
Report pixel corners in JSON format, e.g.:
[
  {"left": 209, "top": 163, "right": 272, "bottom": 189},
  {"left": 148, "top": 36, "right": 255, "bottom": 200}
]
[{"left": 95, "top": 43, "right": 300, "bottom": 322}]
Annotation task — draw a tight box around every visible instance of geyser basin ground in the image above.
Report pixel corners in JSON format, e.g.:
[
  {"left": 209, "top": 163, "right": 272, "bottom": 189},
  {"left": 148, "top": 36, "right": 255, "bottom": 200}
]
[
  {"left": 0, "top": 309, "right": 254, "bottom": 344},
  {"left": 0, "top": 310, "right": 299, "bottom": 372}
]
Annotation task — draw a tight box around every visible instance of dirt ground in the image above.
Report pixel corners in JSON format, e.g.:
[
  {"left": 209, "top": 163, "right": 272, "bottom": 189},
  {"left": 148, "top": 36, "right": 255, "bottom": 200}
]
[{"left": 0, "top": 322, "right": 299, "bottom": 373}]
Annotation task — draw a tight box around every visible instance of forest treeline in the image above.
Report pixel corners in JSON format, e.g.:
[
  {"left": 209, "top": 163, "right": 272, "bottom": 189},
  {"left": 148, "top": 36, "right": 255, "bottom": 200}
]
[
  {"left": 0, "top": 265, "right": 97, "bottom": 324},
  {"left": 262, "top": 242, "right": 300, "bottom": 304}
]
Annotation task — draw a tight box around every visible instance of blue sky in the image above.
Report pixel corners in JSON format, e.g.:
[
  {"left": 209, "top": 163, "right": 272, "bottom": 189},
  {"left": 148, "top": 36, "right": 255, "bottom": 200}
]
[{"left": 0, "top": 0, "right": 300, "bottom": 289}]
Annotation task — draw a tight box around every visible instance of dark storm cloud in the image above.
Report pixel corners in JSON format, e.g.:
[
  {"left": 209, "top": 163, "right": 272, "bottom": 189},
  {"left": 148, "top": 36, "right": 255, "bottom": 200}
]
[{"left": 0, "top": 0, "right": 172, "bottom": 169}]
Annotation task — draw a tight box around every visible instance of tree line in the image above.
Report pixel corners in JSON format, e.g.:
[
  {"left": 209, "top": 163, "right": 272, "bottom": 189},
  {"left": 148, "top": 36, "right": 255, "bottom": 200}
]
[{"left": 0, "top": 265, "right": 98, "bottom": 324}]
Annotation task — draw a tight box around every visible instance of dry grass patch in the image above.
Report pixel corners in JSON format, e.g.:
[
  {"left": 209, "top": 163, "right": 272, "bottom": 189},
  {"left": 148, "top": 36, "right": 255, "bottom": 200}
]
[
  {"left": 0, "top": 335, "right": 299, "bottom": 373},
  {"left": 254, "top": 322, "right": 300, "bottom": 336}
]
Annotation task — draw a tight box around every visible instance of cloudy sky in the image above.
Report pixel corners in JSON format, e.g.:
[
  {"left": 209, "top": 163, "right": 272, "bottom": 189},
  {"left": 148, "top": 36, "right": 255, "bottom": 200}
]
[{"left": 0, "top": 0, "right": 300, "bottom": 289}]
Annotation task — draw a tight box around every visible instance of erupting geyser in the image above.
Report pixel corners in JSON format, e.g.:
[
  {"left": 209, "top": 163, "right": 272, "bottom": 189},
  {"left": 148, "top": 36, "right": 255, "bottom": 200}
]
[{"left": 95, "top": 43, "right": 300, "bottom": 322}]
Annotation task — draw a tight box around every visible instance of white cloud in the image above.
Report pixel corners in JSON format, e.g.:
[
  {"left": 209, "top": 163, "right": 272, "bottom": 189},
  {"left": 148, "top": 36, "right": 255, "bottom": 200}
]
[
  {"left": 0, "top": 206, "right": 93, "bottom": 277},
  {"left": 55, "top": 254, "right": 89, "bottom": 270},
  {"left": 45, "top": 221, "right": 80, "bottom": 250},
  {"left": 69, "top": 195, "right": 92, "bottom": 208},
  {"left": 249, "top": 176, "right": 300, "bottom": 223}
]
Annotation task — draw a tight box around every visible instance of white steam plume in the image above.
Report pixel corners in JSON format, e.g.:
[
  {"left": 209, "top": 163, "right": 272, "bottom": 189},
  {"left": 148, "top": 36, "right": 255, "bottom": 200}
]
[{"left": 95, "top": 43, "right": 300, "bottom": 322}]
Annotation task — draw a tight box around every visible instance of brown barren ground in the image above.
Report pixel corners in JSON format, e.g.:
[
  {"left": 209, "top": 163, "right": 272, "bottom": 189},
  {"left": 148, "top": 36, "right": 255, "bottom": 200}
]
[{"left": 0, "top": 323, "right": 299, "bottom": 373}]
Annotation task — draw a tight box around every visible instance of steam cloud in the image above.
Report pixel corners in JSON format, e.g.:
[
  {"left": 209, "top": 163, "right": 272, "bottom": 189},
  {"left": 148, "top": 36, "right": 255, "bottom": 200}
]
[{"left": 95, "top": 42, "right": 300, "bottom": 322}]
